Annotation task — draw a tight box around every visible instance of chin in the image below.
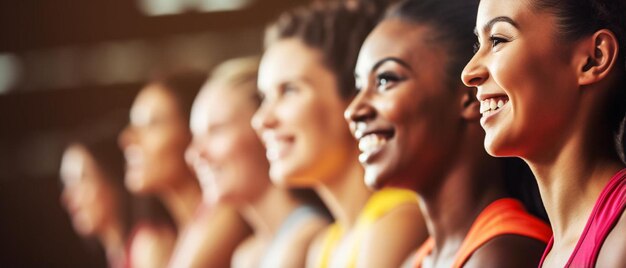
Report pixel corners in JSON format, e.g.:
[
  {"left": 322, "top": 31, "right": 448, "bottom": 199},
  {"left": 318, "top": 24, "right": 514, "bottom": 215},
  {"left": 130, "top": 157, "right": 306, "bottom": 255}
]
[{"left": 363, "top": 168, "right": 389, "bottom": 190}]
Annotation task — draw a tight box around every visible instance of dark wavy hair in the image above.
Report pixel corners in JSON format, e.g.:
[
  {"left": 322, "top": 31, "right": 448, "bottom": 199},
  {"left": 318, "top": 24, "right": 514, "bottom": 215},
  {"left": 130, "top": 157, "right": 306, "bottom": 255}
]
[{"left": 265, "top": 0, "right": 384, "bottom": 100}]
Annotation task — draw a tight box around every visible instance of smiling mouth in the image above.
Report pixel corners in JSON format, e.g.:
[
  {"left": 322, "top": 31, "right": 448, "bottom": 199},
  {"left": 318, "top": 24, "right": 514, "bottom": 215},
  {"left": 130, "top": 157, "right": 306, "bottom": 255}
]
[
  {"left": 479, "top": 96, "right": 509, "bottom": 116},
  {"left": 357, "top": 130, "right": 395, "bottom": 163}
]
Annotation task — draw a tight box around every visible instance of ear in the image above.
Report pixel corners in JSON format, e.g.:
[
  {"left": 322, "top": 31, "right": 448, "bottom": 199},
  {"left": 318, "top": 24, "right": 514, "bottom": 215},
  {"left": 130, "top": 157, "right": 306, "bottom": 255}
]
[
  {"left": 577, "top": 29, "right": 620, "bottom": 86},
  {"left": 460, "top": 86, "right": 481, "bottom": 121}
]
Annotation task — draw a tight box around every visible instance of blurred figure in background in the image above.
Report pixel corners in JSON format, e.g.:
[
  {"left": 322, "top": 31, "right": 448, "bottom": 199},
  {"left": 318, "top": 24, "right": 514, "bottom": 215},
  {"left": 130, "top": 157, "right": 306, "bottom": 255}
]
[
  {"left": 119, "top": 71, "right": 205, "bottom": 267},
  {"left": 252, "top": 2, "right": 427, "bottom": 267},
  {"left": 186, "top": 56, "right": 329, "bottom": 268},
  {"left": 60, "top": 134, "right": 130, "bottom": 268}
]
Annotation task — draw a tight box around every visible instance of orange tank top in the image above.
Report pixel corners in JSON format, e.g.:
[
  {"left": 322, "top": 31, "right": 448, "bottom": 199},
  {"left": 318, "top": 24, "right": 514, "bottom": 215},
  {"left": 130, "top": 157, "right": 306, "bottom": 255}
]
[{"left": 413, "top": 198, "right": 552, "bottom": 268}]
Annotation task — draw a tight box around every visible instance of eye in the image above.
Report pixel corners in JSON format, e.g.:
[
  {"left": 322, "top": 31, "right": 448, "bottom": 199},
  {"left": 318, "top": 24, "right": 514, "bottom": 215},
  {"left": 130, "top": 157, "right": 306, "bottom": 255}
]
[
  {"left": 376, "top": 72, "right": 404, "bottom": 91},
  {"left": 280, "top": 83, "right": 299, "bottom": 96},
  {"left": 489, "top": 36, "right": 509, "bottom": 48}
]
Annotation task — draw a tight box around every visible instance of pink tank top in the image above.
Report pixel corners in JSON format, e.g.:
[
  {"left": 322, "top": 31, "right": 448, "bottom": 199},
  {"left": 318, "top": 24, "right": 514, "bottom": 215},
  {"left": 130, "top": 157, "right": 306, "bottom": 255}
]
[{"left": 539, "top": 168, "right": 626, "bottom": 267}]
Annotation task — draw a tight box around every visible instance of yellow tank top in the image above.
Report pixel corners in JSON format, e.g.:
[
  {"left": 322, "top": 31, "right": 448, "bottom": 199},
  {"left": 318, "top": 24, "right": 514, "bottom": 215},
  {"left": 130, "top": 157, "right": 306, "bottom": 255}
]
[{"left": 316, "top": 188, "right": 418, "bottom": 268}]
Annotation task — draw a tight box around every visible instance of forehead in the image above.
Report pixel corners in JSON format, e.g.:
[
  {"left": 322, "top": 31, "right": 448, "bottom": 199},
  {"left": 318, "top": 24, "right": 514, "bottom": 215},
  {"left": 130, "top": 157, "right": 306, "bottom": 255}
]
[
  {"left": 60, "top": 145, "right": 89, "bottom": 184},
  {"left": 258, "top": 38, "right": 328, "bottom": 90},
  {"left": 136, "top": 84, "right": 180, "bottom": 110},
  {"left": 131, "top": 84, "right": 181, "bottom": 120},
  {"left": 357, "top": 19, "right": 445, "bottom": 74},
  {"left": 476, "top": 0, "right": 531, "bottom": 31},
  {"left": 192, "top": 83, "right": 255, "bottom": 127}
]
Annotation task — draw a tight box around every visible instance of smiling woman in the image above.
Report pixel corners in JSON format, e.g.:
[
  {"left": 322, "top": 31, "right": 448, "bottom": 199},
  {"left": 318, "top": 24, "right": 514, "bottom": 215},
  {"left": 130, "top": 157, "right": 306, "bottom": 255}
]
[
  {"left": 252, "top": 2, "right": 427, "bottom": 267},
  {"left": 462, "top": 0, "right": 626, "bottom": 267},
  {"left": 345, "top": 0, "right": 552, "bottom": 267},
  {"left": 185, "top": 57, "right": 329, "bottom": 268}
]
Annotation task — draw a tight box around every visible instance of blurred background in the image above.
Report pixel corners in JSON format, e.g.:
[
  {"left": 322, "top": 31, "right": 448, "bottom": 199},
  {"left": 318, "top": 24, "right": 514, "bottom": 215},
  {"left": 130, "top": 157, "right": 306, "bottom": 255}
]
[{"left": 0, "top": 0, "right": 308, "bottom": 266}]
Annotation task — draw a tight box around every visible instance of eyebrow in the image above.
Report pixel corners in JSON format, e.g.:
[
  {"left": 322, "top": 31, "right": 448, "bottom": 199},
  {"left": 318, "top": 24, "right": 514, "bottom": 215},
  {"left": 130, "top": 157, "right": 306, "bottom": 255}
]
[
  {"left": 366, "top": 57, "right": 413, "bottom": 76},
  {"left": 474, "top": 16, "right": 519, "bottom": 36}
]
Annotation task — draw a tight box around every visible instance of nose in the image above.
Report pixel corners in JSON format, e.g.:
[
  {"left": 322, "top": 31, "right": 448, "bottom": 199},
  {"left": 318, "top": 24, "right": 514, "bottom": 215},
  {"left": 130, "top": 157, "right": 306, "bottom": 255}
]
[
  {"left": 118, "top": 125, "right": 133, "bottom": 150},
  {"left": 251, "top": 101, "right": 278, "bottom": 134},
  {"left": 344, "top": 90, "right": 376, "bottom": 125},
  {"left": 185, "top": 138, "right": 208, "bottom": 171},
  {"left": 461, "top": 53, "right": 489, "bottom": 88}
]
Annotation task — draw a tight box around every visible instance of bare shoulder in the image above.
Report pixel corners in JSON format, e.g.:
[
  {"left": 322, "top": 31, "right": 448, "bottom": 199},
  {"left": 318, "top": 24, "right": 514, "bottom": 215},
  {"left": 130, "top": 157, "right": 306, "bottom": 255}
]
[
  {"left": 464, "top": 235, "right": 546, "bottom": 268},
  {"left": 358, "top": 203, "right": 428, "bottom": 268},
  {"left": 306, "top": 225, "right": 333, "bottom": 268},
  {"left": 597, "top": 210, "right": 626, "bottom": 267},
  {"left": 129, "top": 224, "right": 176, "bottom": 267},
  {"left": 278, "top": 216, "right": 329, "bottom": 268},
  {"left": 232, "top": 236, "right": 261, "bottom": 268}
]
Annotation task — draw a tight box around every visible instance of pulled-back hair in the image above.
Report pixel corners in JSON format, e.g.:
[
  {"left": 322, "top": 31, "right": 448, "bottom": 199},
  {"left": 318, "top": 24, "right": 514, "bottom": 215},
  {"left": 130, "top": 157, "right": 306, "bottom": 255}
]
[
  {"left": 385, "top": 0, "right": 479, "bottom": 88},
  {"left": 531, "top": 0, "right": 626, "bottom": 163},
  {"left": 265, "top": 0, "right": 383, "bottom": 99},
  {"left": 149, "top": 70, "right": 208, "bottom": 123}
]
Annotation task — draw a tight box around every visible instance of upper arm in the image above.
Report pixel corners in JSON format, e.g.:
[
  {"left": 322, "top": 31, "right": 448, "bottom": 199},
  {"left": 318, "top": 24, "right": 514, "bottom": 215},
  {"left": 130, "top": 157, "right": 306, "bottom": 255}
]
[
  {"left": 169, "top": 206, "right": 251, "bottom": 268},
  {"left": 464, "top": 235, "right": 547, "bottom": 268},
  {"left": 278, "top": 216, "right": 329, "bottom": 268},
  {"left": 306, "top": 226, "right": 331, "bottom": 268},
  {"left": 597, "top": 210, "right": 626, "bottom": 267},
  {"left": 357, "top": 203, "right": 428, "bottom": 268},
  {"left": 129, "top": 225, "right": 176, "bottom": 268}
]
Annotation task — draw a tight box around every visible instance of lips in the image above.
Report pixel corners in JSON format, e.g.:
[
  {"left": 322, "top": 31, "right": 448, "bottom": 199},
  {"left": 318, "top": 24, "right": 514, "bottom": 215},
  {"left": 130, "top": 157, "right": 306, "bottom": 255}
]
[
  {"left": 355, "top": 127, "right": 395, "bottom": 164},
  {"left": 123, "top": 145, "right": 144, "bottom": 171},
  {"left": 261, "top": 132, "right": 294, "bottom": 162}
]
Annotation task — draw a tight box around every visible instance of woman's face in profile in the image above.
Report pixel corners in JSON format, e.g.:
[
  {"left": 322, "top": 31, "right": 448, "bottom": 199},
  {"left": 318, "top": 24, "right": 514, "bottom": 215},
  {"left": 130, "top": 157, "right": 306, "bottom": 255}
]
[
  {"left": 60, "top": 145, "right": 118, "bottom": 237},
  {"left": 119, "top": 84, "right": 193, "bottom": 194},
  {"left": 187, "top": 82, "right": 270, "bottom": 205},
  {"left": 462, "top": 0, "right": 580, "bottom": 158},
  {"left": 252, "top": 38, "right": 357, "bottom": 187},
  {"left": 346, "top": 19, "right": 462, "bottom": 189}
]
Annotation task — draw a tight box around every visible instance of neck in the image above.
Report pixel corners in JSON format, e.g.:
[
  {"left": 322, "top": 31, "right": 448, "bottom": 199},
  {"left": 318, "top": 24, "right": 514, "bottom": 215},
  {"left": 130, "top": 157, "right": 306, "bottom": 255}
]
[
  {"left": 314, "top": 155, "right": 371, "bottom": 229},
  {"left": 525, "top": 121, "right": 623, "bottom": 245},
  {"left": 418, "top": 126, "right": 507, "bottom": 258},
  {"left": 240, "top": 184, "right": 302, "bottom": 241},
  {"left": 160, "top": 178, "right": 202, "bottom": 230},
  {"left": 99, "top": 221, "right": 126, "bottom": 267}
]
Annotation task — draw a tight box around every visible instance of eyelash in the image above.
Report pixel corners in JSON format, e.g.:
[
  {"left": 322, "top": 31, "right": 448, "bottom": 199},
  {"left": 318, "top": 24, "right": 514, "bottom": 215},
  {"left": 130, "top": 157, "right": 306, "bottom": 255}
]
[
  {"left": 473, "top": 35, "right": 509, "bottom": 53},
  {"left": 280, "top": 84, "right": 298, "bottom": 96},
  {"left": 376, "top": 72, "right": 404, "bottom": 91}
]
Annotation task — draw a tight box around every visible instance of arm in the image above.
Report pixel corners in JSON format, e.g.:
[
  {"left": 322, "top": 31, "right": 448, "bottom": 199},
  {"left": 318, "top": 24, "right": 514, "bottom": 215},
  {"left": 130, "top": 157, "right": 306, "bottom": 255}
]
[
  {"left": 306, "top": 227, "right": 331, "bottom": 268},
  {"left": 168, "top": 205, "right": 252, "bottom": 268},
  {"left": 597, "top": 211, "right": 626, "bottom": 267},
  {"left": 129, "top": 225, "right": 176, "bottom": 268},
  {"left": 357, "top": 203, "right": 428, "bottom": 268},
  {"left": 278, "top": 216, "right": 329, "bottom": 268}
]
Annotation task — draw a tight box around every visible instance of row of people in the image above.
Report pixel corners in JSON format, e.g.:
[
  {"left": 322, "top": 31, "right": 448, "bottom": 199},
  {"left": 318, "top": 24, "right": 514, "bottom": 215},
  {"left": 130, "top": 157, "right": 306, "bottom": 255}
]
[{"left": 60, "top": 0, "right": 626, "bottom": 267}]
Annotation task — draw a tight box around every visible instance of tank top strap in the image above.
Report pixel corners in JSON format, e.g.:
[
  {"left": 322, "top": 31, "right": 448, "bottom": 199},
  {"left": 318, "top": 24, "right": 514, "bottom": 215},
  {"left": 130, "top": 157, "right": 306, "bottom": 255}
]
[
  {"left": 412, "top": 238, "right": 434, "bottom": 268},
  {"left": 316, "top": 223, "right": 344, "bottom": 268},
  {"left": 541, "top": 168, "right": 626, "bottom": 267},
  {"left": 317, "top": 188, "right": 418, "bottom": 268},
  {"left": 453, "top": 198, "right": 552, "bottom": 267},
  {"left": 413, "top": 198, "right": 551, "bottom": 268}
]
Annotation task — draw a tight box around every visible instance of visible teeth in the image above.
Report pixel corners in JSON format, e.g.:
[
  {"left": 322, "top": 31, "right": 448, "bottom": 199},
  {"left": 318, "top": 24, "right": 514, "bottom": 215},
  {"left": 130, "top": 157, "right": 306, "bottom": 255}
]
[
  {"left": 358, "top": 134, "right": 387, "bottom": 153},
  {"left": 480, "top": 98, "right": 508, "bottom": 114},
  {"left": 266, "top": 147, "right": 279, "bottom": 162}
]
